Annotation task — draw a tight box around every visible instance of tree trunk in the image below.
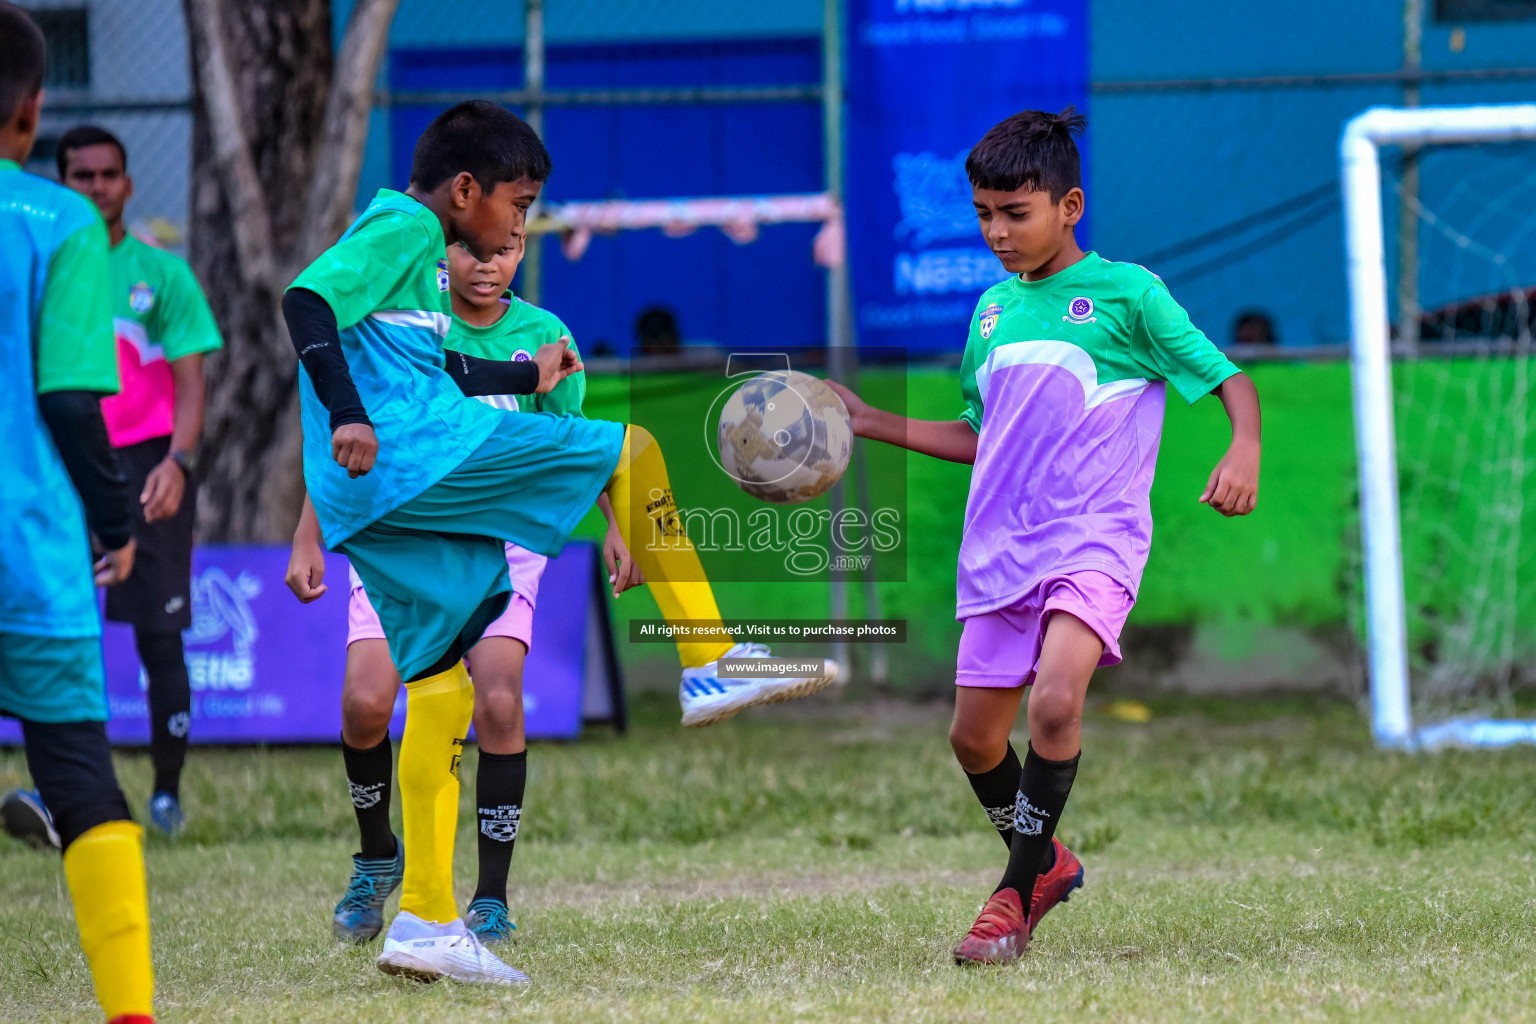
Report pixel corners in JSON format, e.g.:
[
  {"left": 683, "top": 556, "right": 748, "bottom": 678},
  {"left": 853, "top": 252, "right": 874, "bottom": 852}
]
[{"left": 185, "top": 0, "right": 399, "bottom": 543}]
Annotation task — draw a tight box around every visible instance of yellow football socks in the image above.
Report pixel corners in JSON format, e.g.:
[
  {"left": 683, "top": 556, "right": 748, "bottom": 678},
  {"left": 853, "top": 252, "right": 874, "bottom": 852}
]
[
  {"left": 61, "top": 820, "right": 153, "bottom": 1022},
  {"left": 397, "top": 663, "right": 475, "bottom": 924},
  {"left": 606, "top": 425, "right": 735, "bottom": 668}
]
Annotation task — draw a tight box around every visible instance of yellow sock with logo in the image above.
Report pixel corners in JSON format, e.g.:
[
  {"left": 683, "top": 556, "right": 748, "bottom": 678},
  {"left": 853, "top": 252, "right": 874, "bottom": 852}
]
[
  {"left": 606, "top": 425, "right": 735, "bottom": 668},
  {"left": 397, "top": 663, "right": 474, "bottom": 924},
  {"left": 61, "top": 821, "right": 154, "bottom": 1022}
]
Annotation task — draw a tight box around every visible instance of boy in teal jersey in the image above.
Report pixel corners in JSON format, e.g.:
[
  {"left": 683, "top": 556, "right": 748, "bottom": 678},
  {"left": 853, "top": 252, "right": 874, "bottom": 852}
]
[
  {"left": 0, "top": 5, "right": 155, "bottom": 1021},
  {"left": 60, "top": 124, "right": 222, "bottom": 836},
  {"left": 283, "top": 101, "right": 834, "bottom": 985},
  {"left": 287, "top": 226, "right": 642, "bottom": 950},
  {"left": 830, "top": 109, "right": 1263, "bottom": 964}
]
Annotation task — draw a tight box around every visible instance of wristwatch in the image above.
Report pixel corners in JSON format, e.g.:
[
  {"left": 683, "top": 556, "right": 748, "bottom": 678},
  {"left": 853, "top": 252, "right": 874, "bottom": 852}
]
[{"left": 169, "top": 448, "right": 197, "bottom": 479}]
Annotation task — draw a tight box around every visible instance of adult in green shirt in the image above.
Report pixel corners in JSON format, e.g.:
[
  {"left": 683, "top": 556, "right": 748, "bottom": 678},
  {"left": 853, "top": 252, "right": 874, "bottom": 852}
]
[{"left": 58, "top": 125, "right": 224, "bottom": 838}]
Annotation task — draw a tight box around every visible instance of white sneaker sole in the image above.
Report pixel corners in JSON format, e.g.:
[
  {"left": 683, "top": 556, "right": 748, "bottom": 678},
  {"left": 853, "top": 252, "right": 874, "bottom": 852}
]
[
  {"left": 377, "top": 949, "right": 530, "bottom": 987},
  {"left": 681, "top": 661, "right": 839, "bottom": 728},
  {"left": 376, "top": 949, "right": 445, "bottom": 983}
]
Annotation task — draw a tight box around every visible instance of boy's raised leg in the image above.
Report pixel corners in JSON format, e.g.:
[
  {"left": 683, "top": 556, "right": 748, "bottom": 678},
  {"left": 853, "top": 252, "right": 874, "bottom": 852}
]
[{"left": 604, "top": 426, "right": 838, "bottom": 726}]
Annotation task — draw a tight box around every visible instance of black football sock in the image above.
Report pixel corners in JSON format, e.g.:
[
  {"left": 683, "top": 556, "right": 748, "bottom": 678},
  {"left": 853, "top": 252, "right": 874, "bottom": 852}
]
[
  {"left": 472, "top": 750, "right": 527, "bottom": 906},
  {"left": 963, "top": 742, "right": 1023, "bottom": 849},
  {"left": 995, "top": 744, "right": 1079, "bottom": 899},
  {"left": 341, "top": 736, "right": 396, "bottom": 860},
  {"left": 137, "top": 629, "right": 191, "bottom": 799}
]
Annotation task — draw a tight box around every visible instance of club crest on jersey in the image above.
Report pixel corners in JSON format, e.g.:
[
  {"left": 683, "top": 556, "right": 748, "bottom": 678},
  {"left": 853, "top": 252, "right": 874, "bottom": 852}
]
[
  {"left": 129, "top": 281, "right": 154, "bottom": 314},
  {"left": 512, "top": 349, "right": 531, "bottom": 362},
  {"left": 435, "top": 257, "right": 449, "bottom": 292},
  {"left": 1063, "top": 296, "right": 1096, "bottom": 324},
  {"left": 978, "top": 303, "right": 1004, "bottom": 340}
]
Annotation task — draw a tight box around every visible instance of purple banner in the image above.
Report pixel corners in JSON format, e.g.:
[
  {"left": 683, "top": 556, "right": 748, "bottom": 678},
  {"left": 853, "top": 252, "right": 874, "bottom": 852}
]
[{"left": 0, "top": 542, "right": 615, "bottom": 745}]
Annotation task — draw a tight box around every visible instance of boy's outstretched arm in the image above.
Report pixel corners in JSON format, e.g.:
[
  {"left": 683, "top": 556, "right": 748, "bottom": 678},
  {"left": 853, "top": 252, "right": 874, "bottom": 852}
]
[
  {"left": 826, "top": 380, "right": 978, "bottom": 465},
  {"left": 282, "top": 288, "right": 378, "bottom": 478},
  {"left": 1200, "top": 372, "right": 1261, "bottom": 517}
]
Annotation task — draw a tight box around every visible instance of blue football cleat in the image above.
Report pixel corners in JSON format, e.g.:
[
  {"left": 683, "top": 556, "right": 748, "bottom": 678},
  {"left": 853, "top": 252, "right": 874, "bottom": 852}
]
[
  {"left": 0, "top": 789, "right": 61, "bottom": 850},
  {"left": 465, "top": 896, "right": 517, "bottom": 946},
  {"left": 334, "top": 840, "right": 405, "bottom": 944},
  {"left": 146, "top": 791, "right": 185, "bottom": 838}
]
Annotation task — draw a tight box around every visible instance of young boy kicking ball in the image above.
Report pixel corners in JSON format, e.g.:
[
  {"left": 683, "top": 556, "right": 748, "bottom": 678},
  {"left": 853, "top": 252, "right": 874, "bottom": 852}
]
[
  {"left": 287, "top": 225, "right": 640, "bottom": 949},
  {"left": 283, "top": 101, "right": 836, "bottom": 986},
  {"left": 829, "top": 108, "right": 1261, "bottom": 964}
]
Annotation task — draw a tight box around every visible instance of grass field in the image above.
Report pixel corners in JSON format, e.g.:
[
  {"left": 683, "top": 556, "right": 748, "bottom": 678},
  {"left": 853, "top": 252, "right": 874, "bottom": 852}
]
[{"left": 5, "top": 692, "right": 1536, "bottom": 1023}]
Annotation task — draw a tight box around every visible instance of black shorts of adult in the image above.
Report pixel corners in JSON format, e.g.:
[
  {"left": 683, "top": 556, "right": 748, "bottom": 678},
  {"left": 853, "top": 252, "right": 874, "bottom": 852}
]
[{"left": 104, "top": 435, "right": 197, "bottom": 633}]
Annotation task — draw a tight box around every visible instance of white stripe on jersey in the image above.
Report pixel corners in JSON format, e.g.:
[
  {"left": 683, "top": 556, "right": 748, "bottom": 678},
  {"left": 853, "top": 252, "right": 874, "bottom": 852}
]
[
  {"left": 974, "top": 339, "right": 1149, "bottom": 412},
  {"left": 369, "top": 309, "right": 452, "bottom": 338}
]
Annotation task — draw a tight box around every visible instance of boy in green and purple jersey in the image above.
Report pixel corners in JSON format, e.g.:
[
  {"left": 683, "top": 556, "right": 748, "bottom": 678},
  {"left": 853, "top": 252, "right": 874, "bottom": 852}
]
[{"left": 831, "top": 108, "right": 1262, "bottom": 965}]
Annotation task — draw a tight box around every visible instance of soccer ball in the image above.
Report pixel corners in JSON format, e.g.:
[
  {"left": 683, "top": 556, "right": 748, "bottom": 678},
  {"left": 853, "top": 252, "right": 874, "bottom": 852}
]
[{"left": 716, "top": 370, "right": 853, "bottom": 505}]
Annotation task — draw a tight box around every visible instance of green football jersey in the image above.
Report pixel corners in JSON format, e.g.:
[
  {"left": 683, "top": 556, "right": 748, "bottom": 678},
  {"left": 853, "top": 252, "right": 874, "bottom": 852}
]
[
  {"left": 102, "top": 234, "right": 222, "bottom": 447},
  {"left": 448, "top": 296, "right": 586, "bottom": 418},
  {"left": 289, "top": 189, "right": 503, "bottom": 545},
  {"left": 0, "top": 159, "right": 117, "bottom": 641},
  {"left": 953, "top": 251, "right": 1240, "bottom": 618}
]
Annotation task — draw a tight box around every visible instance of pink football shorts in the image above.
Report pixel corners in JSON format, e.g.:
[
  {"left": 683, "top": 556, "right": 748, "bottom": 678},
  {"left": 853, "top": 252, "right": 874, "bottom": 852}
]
[
  {"left": 348, "top": 586, "right": 535, "bottom": 652},
  {"left": 955, "top": 570, "right": 1135, "bottom": 688}
]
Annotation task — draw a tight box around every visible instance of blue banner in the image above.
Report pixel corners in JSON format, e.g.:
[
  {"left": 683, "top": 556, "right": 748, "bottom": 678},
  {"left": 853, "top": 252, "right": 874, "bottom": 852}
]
[
  {"left": 845, "top": 0, "right": 1089, "bottom": 353},
  {"left": 0, "top": 542, "right": 622, "bottom": 746}
]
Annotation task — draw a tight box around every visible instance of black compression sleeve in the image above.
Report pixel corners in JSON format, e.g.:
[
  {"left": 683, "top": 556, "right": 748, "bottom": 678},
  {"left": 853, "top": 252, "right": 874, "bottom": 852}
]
[
  {"left": 444, "top": 349, "right": 540, "bottom": 397},
  {"left": 282, "top": 288, "right": 371, "bottom": 430},
  {"left": 36, "top": 390, "right": 134, "bottom": 551}
]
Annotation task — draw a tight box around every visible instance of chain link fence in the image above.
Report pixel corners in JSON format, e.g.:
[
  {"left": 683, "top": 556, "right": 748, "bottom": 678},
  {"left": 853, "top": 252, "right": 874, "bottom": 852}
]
[{"left": 22, "top": 0, "right": 193, "bottom": 250}]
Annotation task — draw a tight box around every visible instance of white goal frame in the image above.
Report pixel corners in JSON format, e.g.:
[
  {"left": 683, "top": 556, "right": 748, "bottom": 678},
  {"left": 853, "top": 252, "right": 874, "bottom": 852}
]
[{"left": 1343, "top": 103, "right": 1536, "bottom": 749}]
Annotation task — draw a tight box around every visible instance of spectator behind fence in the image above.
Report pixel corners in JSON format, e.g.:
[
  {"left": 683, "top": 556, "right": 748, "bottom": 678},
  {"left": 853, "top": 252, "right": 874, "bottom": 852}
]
[
  {"left": 1232, "top": 310, "right": 1277, "bottom": 345},
  {"left": 635, "top": 305, "right": 680, "bottom": 355}
]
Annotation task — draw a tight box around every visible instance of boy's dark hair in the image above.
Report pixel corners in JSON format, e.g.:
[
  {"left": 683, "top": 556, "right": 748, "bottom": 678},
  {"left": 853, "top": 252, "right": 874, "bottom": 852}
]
[
  {"left": 410, "top": 100, "right": 551, "bottom": 192},
  {"left": 56, "top": 125, "right": 128, "bottom": 177},
  {"left": 0, "top": 1, "right": 46, "bottom": 127},
  {"left": 966, "top": 107, "right": 1087, "bottom": 201}
]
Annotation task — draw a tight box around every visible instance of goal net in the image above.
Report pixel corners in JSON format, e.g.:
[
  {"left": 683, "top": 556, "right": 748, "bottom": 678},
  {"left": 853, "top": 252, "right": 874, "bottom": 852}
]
[{"left": 1343, "top": 104, "right": 1536, "bottom": 748}]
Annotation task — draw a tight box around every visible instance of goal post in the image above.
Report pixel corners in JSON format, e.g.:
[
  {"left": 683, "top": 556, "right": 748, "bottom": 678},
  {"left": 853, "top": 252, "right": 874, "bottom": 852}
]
[{"left": 1342, "top": 103, "right": 1536, "bottom": 749}]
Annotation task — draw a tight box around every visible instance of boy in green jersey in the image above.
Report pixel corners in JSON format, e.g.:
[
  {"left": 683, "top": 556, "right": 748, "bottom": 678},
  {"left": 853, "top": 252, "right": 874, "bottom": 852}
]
[
  {"left": 287, "top": 224, "right": 642, "bottom": 950},
  {"left": 830, "top": 109, "right": 1263, "bottom": 964},
  {"left": 283, "top": 101, "right": 834, "bottom": 985},
  {"left": 0, "top": 6, "right": 155, "bottom": 1020}
]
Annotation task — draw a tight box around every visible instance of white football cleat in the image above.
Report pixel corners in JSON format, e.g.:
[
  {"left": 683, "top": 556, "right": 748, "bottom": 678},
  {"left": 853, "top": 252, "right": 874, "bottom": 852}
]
[
  {"left": 376, "top": 910, "right": 530, "bottom": 986},
  {"left": 679, "top": 642, "right": 838, "bottom": 728}
]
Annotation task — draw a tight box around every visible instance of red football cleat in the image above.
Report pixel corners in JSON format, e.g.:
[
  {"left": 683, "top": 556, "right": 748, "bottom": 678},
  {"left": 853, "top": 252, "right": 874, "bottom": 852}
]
[
  {"left": 1029, "top": 837, "right": 1084, "bottom": 930},
  {"left": 952, "top": 886, "right": 1030, "bottom": 965},
  {"left": 107, "top": 1016, "right": 154, "bottom": 1024}
]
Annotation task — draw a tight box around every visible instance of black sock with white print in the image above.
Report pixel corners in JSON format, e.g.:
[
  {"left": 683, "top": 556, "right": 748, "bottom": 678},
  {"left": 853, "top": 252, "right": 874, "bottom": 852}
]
[
  {"left": 473, "top": 750, "right": 527, "bottom": 905},
  {"left": 341, "top": 735, "right": 396, "bottom": 860},
  {"left": 964, "top": 742, "right": 1023, "bottom": 849},
  {"left": 995, "top": 744, "right": 1079, "bottom": 900}
]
